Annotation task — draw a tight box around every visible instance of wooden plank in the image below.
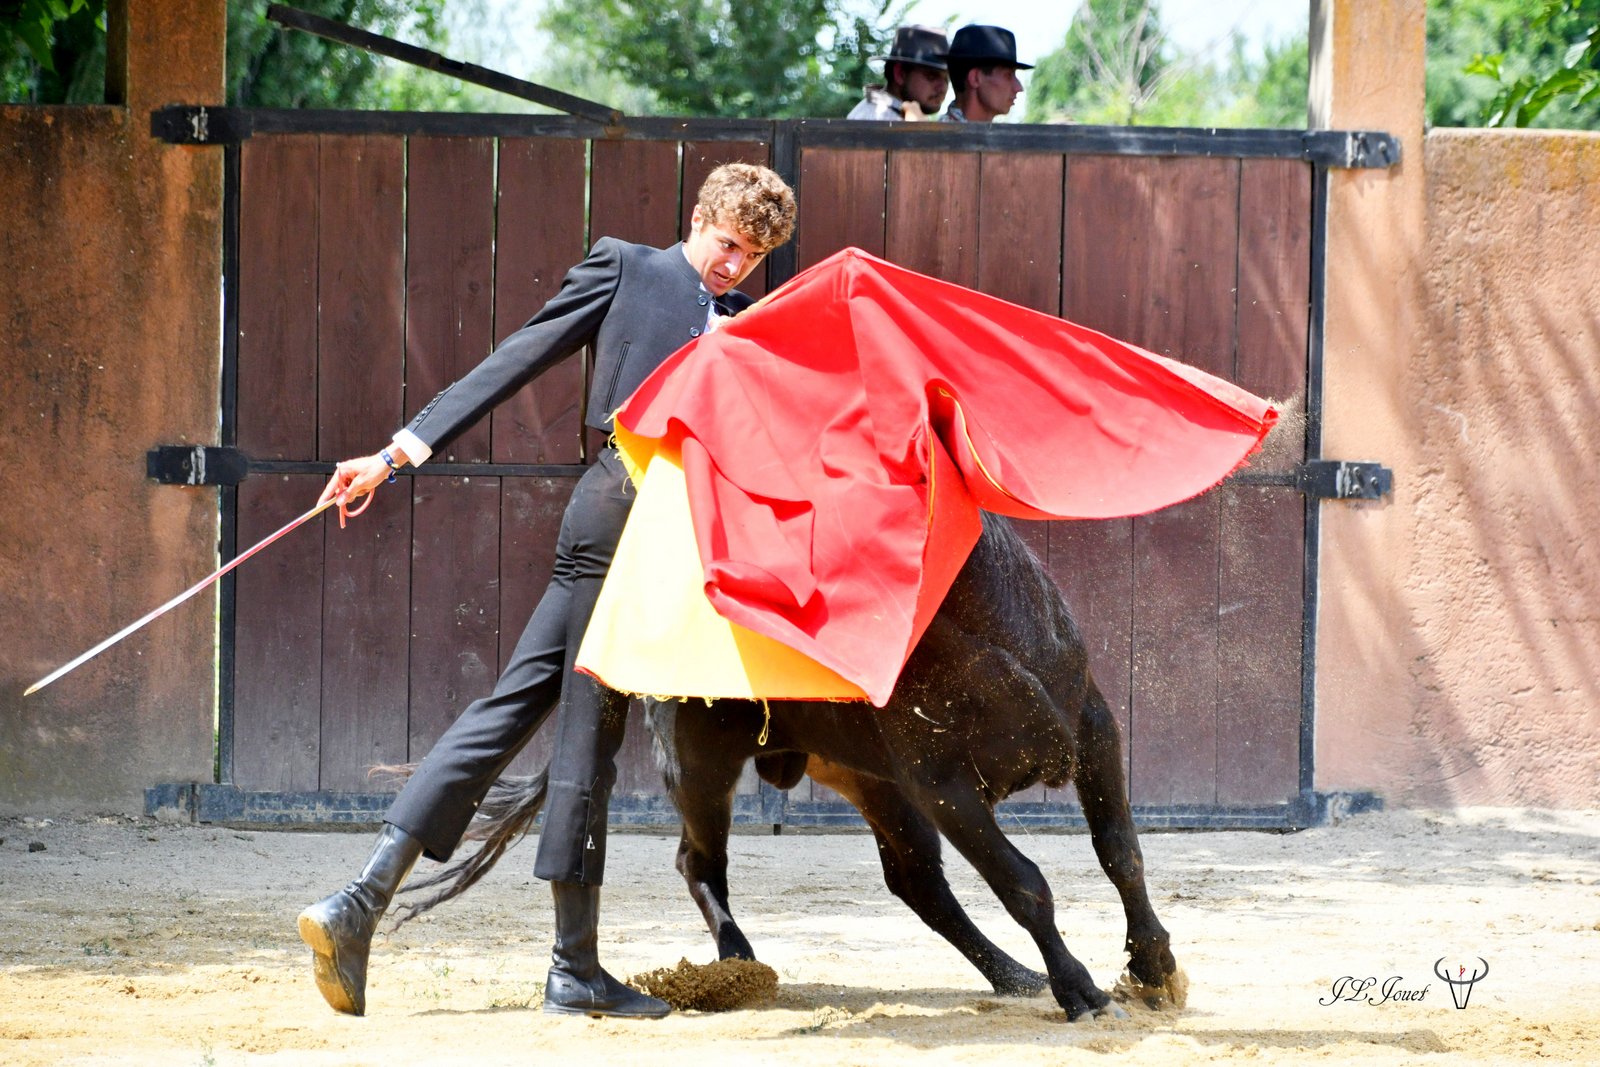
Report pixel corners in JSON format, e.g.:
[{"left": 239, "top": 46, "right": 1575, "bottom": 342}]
[
  {"left": 886, "top": 150, "right": 979, "bottom": 286},
  {"left": 796, "top": 147, "right": 885, "bottom": 269},
  {"left": 1065, "top": 156, "right": 1240, "bottom": 806},
  {"left": 590, "top": 139, "right": 682, "bottom": 248},
  {"left": 407, "top": 476, "right": 502, "bottom": 760},
  {"left": 236, "top": 134, "right": 318, "bottom": 459},
  {"left": 1217, "top": 159, "right": 1311, "bottom": 806},
  {"left": 315, "top": 134, "right": 410, "bottom": 790},
  {"left": 492, "top": 138, "right": 588, "bottom": 465},
  {"left": 500, "top": 476, "right": 579, "bottom": 777},
  {"left": 231, "top": 474, "right": 323, "bottom": 791},
  {"left": 1217, "top": 485, "right": 1302, "bottom": 805},
  {"left": 403, "top": 136, "right": 495, "bottom": 462},
  {"left": 978, "top": 152, "right": 1063, "bottom": 315},
  {"left": 319, "top": 479, "right": 412, "bottom": 791},
  {"left": 1131, "top": 495, "right": 1220, "bottom": 806},
  {"left": 1237, "top": 159, "right": 1312, "bottom": 472},
  {"left": 315, "top": 134, "right": 406, "bottom": 461},
  {"left": 587, "top": 138, "right": 682, "bottom": 457},
  {"left": 1045, "top": 517, "right": 1133, "bottom": 805},
  {"left": 682, "top": 139, "right": 773, "bottom": 298}
]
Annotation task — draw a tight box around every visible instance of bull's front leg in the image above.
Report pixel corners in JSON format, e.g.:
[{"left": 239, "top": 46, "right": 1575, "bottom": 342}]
[
  {"left": 652, "top": 700, "right": 759, "bottom": 961},
  {"left": 809, "top": 760, "right": 1048, "bottom": 997},
  {"left": 912, "top": 781, "right": 1125, "bottom": 1021},
  {"left": 1072, "top": 681, "right": 1182, "bottom": 1005}
]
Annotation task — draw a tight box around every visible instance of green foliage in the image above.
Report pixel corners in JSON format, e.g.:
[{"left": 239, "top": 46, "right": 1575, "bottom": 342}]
[
  {"left": 227, "top": 0, "right": 448, "bottom": 107},
  {"left": 1024, "top": 0, "right": 1307, "bottom": 129},
  {"left": 1024, "top": 0, "right": 1171, "bottom": 125},
  {"left": 1428, "top": 0, "right": 1600, "bottom": 129},
  {"left": 1465, "top": 0, "right": 1599, "bottom": 126},
  {"left": 540, "top": 0, "right": 907, "bottom": 117},
  {"left": 0, "top": 0, "right": 105, "bottom": 103}
]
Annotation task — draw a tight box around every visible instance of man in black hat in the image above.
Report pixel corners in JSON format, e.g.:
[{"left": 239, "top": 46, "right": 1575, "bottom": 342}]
[
  {"left": 939, "top": 24, "right": 1033, "bottom": 123},
  {"left": 847, "top": 24, "right": 950, "bottom": 121}
]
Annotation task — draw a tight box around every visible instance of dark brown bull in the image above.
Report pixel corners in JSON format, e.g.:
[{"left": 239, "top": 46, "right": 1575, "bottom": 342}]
[{"left": 396, "top": 512, "right": 1180, "bottom": 1020}]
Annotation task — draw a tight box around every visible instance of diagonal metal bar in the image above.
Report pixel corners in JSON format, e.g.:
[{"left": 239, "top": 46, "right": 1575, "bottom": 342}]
[
  {"left": 25, "top": 497, "right": 338, "bottom": 697},
  {"left": 264, "top": 3, "right": 622, "bottom": 127}
]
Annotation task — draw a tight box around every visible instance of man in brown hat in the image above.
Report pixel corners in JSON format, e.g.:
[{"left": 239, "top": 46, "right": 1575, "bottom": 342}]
[
  {"left": 939, "top": 24, "right": 1033, "bottom": 124},
  {"left": 847, "top": 24, "right": 950, "bottom": 121}
]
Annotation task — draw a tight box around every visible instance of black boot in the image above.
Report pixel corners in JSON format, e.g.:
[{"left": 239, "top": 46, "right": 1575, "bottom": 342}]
[
  {"left": 297, "top": 823, "right": 423, "bottom": 1016},
  {"left": 543, "top": 880, "right": 670, "bottom": 1018}
]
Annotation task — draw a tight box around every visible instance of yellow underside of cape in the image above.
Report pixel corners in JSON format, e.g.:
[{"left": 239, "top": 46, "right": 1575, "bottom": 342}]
[{"left": 574, "top": 441, "right": 869, "bottom": 702}]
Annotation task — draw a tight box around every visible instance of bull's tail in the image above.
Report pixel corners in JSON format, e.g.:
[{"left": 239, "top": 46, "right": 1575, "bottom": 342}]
[{"left": 374, "top": 764, "right": 550, "bottom": 928}]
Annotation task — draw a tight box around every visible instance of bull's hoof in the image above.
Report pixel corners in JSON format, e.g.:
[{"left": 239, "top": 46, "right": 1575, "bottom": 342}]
[
  {"left": 1083, "top": 999, "right": 1129, "bottom": 1021},
  {"left": 988, "top": 965, "right": 1049, "bottom": 998},
  {"left": 1056, "top": 983, "right": 1119, "bottom": 1022},
  {"left": 1112, "top": 964, "right": 1189, "bottom": 1011}
]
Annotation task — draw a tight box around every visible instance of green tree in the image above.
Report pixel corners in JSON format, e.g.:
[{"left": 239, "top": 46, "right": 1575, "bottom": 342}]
[
  {"left": 228, "top": 0, "right": 449, "bottom": 107},
  {"left": 1233, "top": 30, "right": 1308, "bottom": 129},
  {"left": 2, "top": 0, "right": 455, "bottom": 107},
  {"left": 1427, "top": 0, "right": 1600, "bottom": 129},
  {"left": 1024, "top": 1, "right": 1307, "bottom": 130},
  {"left": 1025, "top": 0, "right": 1173, "bottom": 125},
  {"left": 1465, "top": 0, "right": 1599, "bottom": 126},
  {"left": 1, "top": 0, "right": 105, "bottom": 103},
  {"left": 539, "top": 0, "right": 906, "bottom": 117}
]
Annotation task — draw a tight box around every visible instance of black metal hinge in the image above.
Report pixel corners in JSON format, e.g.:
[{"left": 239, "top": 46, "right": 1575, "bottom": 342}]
[
  {"left": 147, "top": 445, "right": 249, "bottom": 486},
  {"left": 1232, "top": 460, "right": 1393, "bottom": 500},
  {"left": 1295, "top": 460, "right": 1392, "bottom": 500}
]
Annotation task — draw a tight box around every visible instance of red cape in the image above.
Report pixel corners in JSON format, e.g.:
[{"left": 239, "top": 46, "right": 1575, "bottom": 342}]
[{"left": 610, "top": 248, "right": 1277, "bottom": 706}]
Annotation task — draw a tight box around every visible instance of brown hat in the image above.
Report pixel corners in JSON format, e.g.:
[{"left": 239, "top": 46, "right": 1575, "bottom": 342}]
[
  {"left": 939, "top": 24, "right": 1034, "bottom": 70},
  {"left": 873, "top": 25, "right": 949, "bottom": 71}
]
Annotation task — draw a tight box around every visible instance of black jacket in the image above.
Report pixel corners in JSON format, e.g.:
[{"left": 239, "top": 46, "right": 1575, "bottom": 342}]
[{"left": 405, "top": 238, "right": 752, "bottom": 451}]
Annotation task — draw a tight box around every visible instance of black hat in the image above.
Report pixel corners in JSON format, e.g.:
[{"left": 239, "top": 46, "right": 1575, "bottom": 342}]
[
  {"left": 940, "top": 24, "right": 1034, "bottom": 70},
  {"left": 873, "top": 25, "right": 949, "bottom": 71}
]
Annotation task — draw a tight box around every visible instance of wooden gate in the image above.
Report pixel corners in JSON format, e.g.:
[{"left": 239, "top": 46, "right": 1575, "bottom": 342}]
[{"left": 148, "top": 109, "right": 1397, "bottom": 829}]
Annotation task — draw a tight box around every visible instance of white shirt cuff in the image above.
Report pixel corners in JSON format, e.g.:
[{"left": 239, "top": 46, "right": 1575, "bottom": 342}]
[{"left": 392, "top": 427, "right": 431, "bottom": 465}]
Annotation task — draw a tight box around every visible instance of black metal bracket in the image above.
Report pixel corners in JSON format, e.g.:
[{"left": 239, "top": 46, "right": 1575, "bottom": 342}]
[
  {"left": 147, "top": 445, "right": 250, "bottom": 486},
  {"left": 150, "top": 104, "right": 1401, "bottom": 169},
  {"left": 147, "top": 445, "right": 596, "bottom": 485},
  {"left": 1296, "top": 460, "right": 1392, "bottom": 500},
  {"left": 1231, "top": 459, "right": 1394, "bottom": 500}
]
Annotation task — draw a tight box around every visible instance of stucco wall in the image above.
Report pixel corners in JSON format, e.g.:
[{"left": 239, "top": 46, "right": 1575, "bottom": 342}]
[
  {"left": 1314, "top": 0, "right": 1600, "bottom": 807},
  {"left": 1311, "top": 0, "right": 1436, "bottom": 801},
  {"left": 0, "top": 1, "right": 224, "bottom": 812},
  {"left": 1395, "top": 130, "right": 1600, "bottom": 804}
]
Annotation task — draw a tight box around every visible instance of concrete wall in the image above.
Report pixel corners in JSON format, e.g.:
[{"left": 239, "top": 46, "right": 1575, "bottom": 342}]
[
  {"left": 1313, "top": 1, "right": 1600, "bottom": 806},
  {"left": 0, "top": 1, "right": 225, "bottom": 811}
]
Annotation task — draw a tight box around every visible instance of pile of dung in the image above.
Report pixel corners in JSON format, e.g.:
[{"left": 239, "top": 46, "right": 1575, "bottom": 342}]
[
  {"left": 627, "top": 957, "right": 779, "bottom": 1012},
  {"left": 1112, "top": 964, "right": 1190, "bottom": 1011}
]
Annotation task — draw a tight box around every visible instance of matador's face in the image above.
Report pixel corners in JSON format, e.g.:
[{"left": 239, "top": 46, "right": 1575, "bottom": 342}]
[{"left": 684, "top": 206, "right": 767, "bottom": 296}]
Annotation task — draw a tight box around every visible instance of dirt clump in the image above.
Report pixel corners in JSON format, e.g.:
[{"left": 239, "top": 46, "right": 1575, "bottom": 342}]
[{"left": 629, "top": 956, "right": 780, "bottom": 1011}]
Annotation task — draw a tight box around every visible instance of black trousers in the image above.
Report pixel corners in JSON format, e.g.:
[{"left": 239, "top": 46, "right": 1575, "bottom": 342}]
[{"left": 385, "top": 447, "right": 633, "bottom": 884}]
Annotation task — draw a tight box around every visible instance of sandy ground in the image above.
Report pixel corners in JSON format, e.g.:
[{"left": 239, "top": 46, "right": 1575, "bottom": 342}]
[{"left": 2, "top": 806, "right": 1598, "bottom": 1066}]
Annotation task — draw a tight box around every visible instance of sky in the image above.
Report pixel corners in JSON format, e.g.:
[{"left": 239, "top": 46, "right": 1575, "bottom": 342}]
[{"left": 899, "top": 0, "right": 1308, "bottom": 64}]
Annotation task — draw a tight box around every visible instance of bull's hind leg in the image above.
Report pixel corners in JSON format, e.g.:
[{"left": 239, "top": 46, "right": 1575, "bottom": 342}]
[
  {"left": 1072, "top": 682, "right": 1178, "bottom": 996},
  {"left": 809, "top": 760, "right": 1048, "bottom": 997},
  {"left": 912, "top": 782, "right": 1121, "bottom": 1021}
]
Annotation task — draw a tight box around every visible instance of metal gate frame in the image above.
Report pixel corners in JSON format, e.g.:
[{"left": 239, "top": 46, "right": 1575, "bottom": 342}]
[{"left": 147, "top": 106, "right": 1398, "bottom": 831}]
